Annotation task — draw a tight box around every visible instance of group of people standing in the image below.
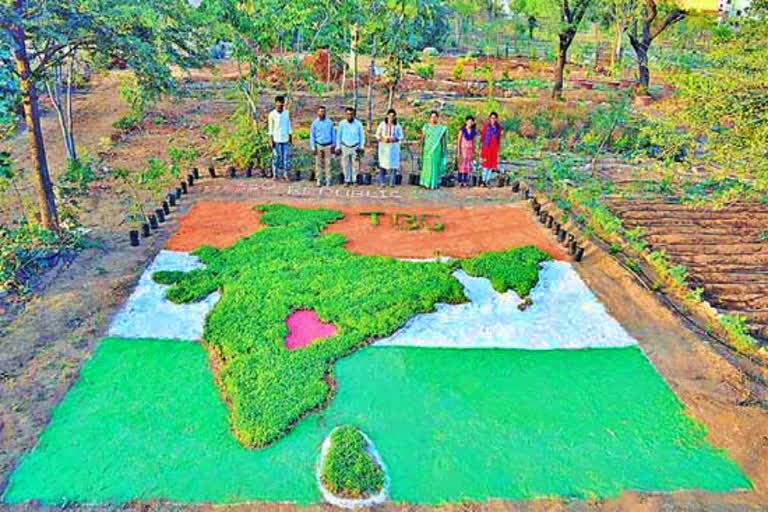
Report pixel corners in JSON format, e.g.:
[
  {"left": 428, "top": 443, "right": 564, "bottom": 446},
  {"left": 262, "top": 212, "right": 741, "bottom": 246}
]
[
  {"left": 267, "top": 95, "right": 503, "bottom": 189},
  {"left": 456, "top": 112, "right": 503, "bottom": 187}
]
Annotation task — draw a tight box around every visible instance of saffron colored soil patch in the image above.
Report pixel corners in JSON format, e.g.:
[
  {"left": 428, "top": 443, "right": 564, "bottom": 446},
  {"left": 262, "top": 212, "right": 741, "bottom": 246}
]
[
  {"left": 285, "top": 310, "right": 338, "bottom": 350},
  {"left": 165, "top": 200, "right": 264, "bottom": 252},
  {"left": 325, "top": 203, "right": 567, "bottom": 260},
  {"left": 3, "top": 339, "right": 748, "bottom": 505},
  {"left": 165, "top": 201, "right": 566, "bottom": 259}
]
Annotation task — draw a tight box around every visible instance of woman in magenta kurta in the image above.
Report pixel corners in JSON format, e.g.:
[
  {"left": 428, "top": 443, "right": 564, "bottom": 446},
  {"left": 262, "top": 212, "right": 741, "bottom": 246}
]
[
  {"left": 456, "top": 116, "right": 477, "bottom": 187},
  {"left": 480, "top": 112, "right": 503, "bottom": 186}
]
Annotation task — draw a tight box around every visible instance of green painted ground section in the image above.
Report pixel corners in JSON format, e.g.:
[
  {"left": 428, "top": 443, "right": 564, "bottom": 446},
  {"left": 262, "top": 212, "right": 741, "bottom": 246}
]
[{"left": 3, "top": 338, "right": 749, "bottom": 505}]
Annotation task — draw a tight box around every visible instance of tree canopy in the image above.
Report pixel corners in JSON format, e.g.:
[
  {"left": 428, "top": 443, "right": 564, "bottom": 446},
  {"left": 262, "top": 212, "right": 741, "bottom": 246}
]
[{"left": 664, "top": 0, "right": 767, "bottom": 194}]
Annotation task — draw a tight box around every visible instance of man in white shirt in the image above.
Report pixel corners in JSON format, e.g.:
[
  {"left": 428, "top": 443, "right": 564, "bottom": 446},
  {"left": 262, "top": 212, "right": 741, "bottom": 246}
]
[
  {"left": 335, "top": 107, "right": 365, "bottom": 186},
  {"left": 268, "top": 95, "right": 292, "bottom": 181}
]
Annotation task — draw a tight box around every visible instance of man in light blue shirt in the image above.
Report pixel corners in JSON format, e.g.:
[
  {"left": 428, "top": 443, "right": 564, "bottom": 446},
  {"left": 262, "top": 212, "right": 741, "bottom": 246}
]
[
  {"left": 310, "top": 106, "right": 336, "bottom": 187},
  {"left": 335, "top": 107, "right": 365, "bottom": 186}
]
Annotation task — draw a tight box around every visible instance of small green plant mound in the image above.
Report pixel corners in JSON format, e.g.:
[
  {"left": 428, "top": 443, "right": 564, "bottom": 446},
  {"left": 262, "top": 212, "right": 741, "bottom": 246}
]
[
  {"left": 460, "top": 246, "right": 550, "bottom": 296},
  {"left": 152, "top": 270, "right": 186, "bottom": 285},
  {"left": 321, "top": 426, "right": 385, "bottom": 499},
  {"left": 157, "top": 204, "right": 548, "bottom": 447}
]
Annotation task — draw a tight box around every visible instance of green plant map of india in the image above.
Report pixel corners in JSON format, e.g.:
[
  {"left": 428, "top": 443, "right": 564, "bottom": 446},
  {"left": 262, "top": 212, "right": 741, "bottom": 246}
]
[{"left": 155, "top": 204, "right": 549, "bottom": 447}]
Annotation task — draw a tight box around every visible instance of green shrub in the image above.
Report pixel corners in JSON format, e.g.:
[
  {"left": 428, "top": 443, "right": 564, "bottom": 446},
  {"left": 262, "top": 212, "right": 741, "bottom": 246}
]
[
  {"left": 168, "top": 144, "right": 200, "bottom": 176},
  {"left": 0, "top": 222, "right": 83, "bottom": 292},
  {"left": 59, "top": 158, "right": 96, "bottom": 197},
  {"left": 719, "top": 314, "right": 757, "bottom": 351},
  {"left": 292, "top": 126, "right": 310, "bottom": 141},
  {"left": 214, "top": 109, "right": 272, "bottom": 169},
  {"left": 321, "top": 426, "right": 385, "bottom": 498},
  {"left": 414, "top": 62, "right": 435, "bottom": 80},
  {"left": 587, "top": 205, "right": 623, "bottom": 237},
  {"left": 625, "top": 227, "right": 648, "bottom": 252},
  {"left": 202, "top": 123, "right": 222, "bottom": 138},
  {"left": 157, "top": 204, "right": 549, "bottom": 447},
  {"left": 112, "top": 112, "right": 143, "bottom": 131},
  {"left": 452, "top": 58, "right": 466, "bottom": 80}
]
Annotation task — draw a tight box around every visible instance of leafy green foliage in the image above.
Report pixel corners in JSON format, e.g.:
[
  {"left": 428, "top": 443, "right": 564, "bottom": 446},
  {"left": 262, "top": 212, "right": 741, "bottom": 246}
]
[
  {"left": 656, "top": 1, "right": 768, "bottom": 199},
  {"left": 460, "top": 246, "right": 550, "bottom": 296},
  {"left": 52, "top": 157, "right": 98, "bottom": 230},
  {"left": 114, "top": 157, "right": 179, "bottom": 227},
  {"left": 495, "top": 77, "right": 550, "bottom": 91},
  {"left": 167, "top": 144, "right": 200, "bottom": 176},
  {"left": 0, "top": 151, "right": 31, "bottom": 222},
  {"left": 59, "top": 158, "right": 96, "bottom": 198},
  {"left": 0, "top": 222, "right": 83, "bottom": 292},
  {"left": 414, "top": 62, "right": 435, "bottom": 80},
  {"left": 157, "top": 204, "right": 548, "bottom": 447},
  {"left": 719, "top": 314, "right": 757, "bottom": 351},
  {"left": 0, "top": 46, "right": 18, "bottom": 141},
  {"left": 113, "top": 75, "right": 159, "bottom": 131},
  {"left": 321, "top": 426, "right": 385, "bottom": 498},
  {"left": 151, "top": 270, "right": 187, "bottom": 285},
  {"left": 211, "top": 109, "right": 272, "bottom": 169}
]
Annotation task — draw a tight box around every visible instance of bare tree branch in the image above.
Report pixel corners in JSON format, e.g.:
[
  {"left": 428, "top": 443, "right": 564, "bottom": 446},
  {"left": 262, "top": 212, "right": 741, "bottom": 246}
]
[
  {"left": 644, "top": 0, "right": 658, "bottom": 24},
  {"left": 651, "top": 9, "right": 687, "bottom": 41}
]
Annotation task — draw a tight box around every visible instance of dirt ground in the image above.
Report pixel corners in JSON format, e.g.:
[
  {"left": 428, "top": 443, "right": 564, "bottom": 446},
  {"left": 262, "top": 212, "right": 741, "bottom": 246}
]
[
  {"left": 166, "top": 200, "right": 567, "bottom": 260},
  {"left": 0, "top": 62, "right": 765, "bottom": 511}
]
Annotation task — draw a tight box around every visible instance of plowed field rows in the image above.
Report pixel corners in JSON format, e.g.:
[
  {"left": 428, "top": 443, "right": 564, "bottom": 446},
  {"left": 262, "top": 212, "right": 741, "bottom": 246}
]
[{"left": 607, "top": 199, "right": 768, "bottom": 342}]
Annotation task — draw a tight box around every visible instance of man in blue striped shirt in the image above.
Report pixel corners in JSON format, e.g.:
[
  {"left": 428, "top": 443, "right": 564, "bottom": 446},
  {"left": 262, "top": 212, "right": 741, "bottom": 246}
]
[
  {"left": 310, "top": 106, "right": 336, "bottom": 187},
  {"left": 335, "top": 107, "right": 365, "bottom": 186}
]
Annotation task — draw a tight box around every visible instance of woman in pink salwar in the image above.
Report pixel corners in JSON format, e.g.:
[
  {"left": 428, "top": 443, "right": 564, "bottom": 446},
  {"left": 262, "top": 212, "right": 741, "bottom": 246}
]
[{"left": 456, "top": 116, "right": 477, "bottom": 187}]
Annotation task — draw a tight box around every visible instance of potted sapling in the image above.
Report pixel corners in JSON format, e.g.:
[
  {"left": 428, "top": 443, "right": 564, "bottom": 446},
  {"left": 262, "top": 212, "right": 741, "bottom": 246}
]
[
  {"left": 114, "top": 168, "right": 150, "bottom": 244},
  {"left": 114, "top": 158, "right": 178, "bottom": 244}
]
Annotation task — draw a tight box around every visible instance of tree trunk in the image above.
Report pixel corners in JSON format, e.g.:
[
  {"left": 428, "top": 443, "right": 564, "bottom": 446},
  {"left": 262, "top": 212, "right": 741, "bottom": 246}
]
[
  {"left": 367, "top": 36, "right": 376, "bottom": 136},
  {"left": 551, "top": 35, "right": 572, "bottom": 100},
  {"left": 628, "top": 27, "right": 651, "bottom": 94},
  {"left": 66, "top": 60, "right": 76, "bottom": 160},
  {"left": 638, "top": 17, "right": 652, "bottom": 93},
  {"left": 455, "top": 18, "right": 461, "bottom": 49},
  {"left": 611, "top": 22, "right": 624, "bottom": 69},
  {"left": 12, "top": 27, "right": 59, "bottom": 231},
  {"left": 351, "top": 25, "right": 358, "bottom": 111},
  {"left": 46, "top": 62, "right": 77, "bottom": 161},
  {"left": 353, "top": 53, "right": 358, "bottom": 110},
  {"left": 636, "top": 44, "right": 649, "bottom": 92}
]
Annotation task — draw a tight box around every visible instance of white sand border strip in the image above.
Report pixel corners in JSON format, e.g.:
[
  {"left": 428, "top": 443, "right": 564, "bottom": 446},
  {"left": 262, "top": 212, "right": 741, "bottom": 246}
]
[
  {"left": 108, "top": 250, "right": 220, "bottom": 341},
  {"left": 378, "top": 260, "right": 637, "bottom": 350},
  {"left": 316, "top": 426, "right": 389, "bottom": 509}
]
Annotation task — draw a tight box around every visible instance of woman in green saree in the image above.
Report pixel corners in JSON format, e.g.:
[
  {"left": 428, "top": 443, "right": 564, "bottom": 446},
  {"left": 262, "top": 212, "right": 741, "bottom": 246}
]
[{"left": 419, "top": 111, "right": 448, "bottom": 189}]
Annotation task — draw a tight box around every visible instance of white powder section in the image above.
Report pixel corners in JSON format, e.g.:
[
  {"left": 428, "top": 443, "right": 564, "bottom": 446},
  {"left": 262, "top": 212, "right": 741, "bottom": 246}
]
[
  {"left": 377, "top": 260, "right": 636, "bottom": 350},
  {"left": 108, "top": 250, "right": 220, "bottom": 341}
]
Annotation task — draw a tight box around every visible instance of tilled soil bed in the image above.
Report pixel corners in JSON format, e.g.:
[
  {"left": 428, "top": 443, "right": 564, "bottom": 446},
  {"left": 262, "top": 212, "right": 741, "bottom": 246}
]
[{"left": 607, "top": 198, "right": 768, "bottom": 342}]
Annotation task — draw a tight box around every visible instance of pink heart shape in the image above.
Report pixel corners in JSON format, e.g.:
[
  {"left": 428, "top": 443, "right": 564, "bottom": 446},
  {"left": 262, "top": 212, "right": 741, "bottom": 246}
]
[{"left": 285, "top": 310, "right": 338, "bottom": 350}]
